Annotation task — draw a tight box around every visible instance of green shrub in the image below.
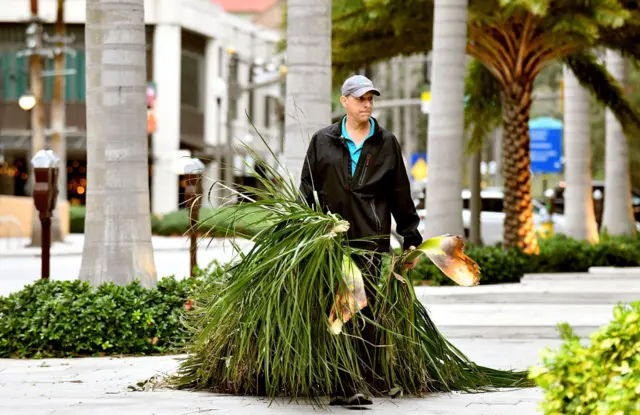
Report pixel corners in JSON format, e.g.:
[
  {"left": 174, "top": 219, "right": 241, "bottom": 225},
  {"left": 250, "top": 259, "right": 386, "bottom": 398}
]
[
  {"left": 0, "top": 271, "right": 222, "bottom": 358},
  {"left": 69, "top": 205, "right": 86, "bottom": 233},
  {"left": 529, "top": 301, "right": 640, "bottom": 414},
  {"left": 70, "top": 205, "right": 270, "bottom": 237},
  {"left": 151, "top": 208, "right": 215, "bottom": 236}
]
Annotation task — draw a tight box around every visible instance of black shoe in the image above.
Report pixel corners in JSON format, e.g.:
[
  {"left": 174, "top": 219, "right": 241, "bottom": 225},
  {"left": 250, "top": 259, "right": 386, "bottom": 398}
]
[
  {"left": 329, "top": 393, "right": 373, "bottom": 406},
  {"left": 387, "top": 386, "right": 403, "bottom": 399}
]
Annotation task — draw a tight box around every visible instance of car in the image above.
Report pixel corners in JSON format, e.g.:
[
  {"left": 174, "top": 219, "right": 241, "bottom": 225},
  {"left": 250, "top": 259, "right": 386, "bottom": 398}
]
[
  {"left": 548, "top": 180, "right": 640, "bottom": 224},
  {"left": 459, "top": 187, "right": 565, "bottom": 246}
]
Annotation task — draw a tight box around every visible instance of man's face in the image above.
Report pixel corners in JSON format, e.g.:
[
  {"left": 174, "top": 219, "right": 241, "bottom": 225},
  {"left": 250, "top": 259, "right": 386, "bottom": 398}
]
[{"left": 341, "top": 92, "right": 375, "bottom": 123}]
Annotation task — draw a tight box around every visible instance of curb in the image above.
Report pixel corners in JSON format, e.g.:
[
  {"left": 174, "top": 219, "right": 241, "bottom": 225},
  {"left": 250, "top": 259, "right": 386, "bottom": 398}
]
[{"left": 436, "top": 325, "right": 600, "bottom": 339}]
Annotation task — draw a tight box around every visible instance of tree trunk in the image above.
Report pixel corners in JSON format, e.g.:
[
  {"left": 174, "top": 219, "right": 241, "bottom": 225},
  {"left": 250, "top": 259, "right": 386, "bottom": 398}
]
[
  {"left": 402, "top": 59, "right": 414, "bottom": 175},
  {"left": 284, "top": 0, "right": 332, "bottom": 186},
  {"left": 80, "top": 0, "right": 157, "bottom": 288},
  {"left": 563, "top": 67, "right": 599, "bottom": 243},
  {"left": 424, "top": 0, "right": 468, "bottom": 238},
  {"left": 377, "top": 61, "right": 389, "bottom": 126},
  {"left": 28, "top": 0, "right": 46, "bottom": 248},
  {"left": 392, "top": 58, "right": 402, "bottom": 134},
  {"left": 492, "top": 127, "right": 503, "bottom": 187},
  {"left": 469, "top": 148, "right": 482, "bottom": 245},
  {"left": 50, "top": 0, "right": 66, "bottom": 243},
  {"left": 601, "top": 50, "right": 636, "bottom": 236},
  {"left": 500, "top": 82, "right": 539, "bottom": 254}
]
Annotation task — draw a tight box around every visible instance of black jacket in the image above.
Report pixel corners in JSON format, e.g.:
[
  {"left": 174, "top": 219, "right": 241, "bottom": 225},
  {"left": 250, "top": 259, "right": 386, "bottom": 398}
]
[{"left": 300, "top": 116, "right": 422, "bottom": 252}]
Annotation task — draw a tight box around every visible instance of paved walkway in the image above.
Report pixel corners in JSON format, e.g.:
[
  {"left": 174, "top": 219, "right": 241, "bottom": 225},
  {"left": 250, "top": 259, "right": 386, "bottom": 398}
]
[
  {"left": 1, "top": 340, "right": 547, "bottom": 415},
  {"left": 0, "top": 235, "right": 252, "bottom": 297},
  {"left": 2, "top": 235, "right": 639, "bottom": 414}
]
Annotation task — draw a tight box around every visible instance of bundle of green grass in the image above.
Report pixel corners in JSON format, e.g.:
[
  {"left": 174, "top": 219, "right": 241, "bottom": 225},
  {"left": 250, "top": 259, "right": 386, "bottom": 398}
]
[{"left": 170, "top": 144, "right": 532, "bottom": 404}]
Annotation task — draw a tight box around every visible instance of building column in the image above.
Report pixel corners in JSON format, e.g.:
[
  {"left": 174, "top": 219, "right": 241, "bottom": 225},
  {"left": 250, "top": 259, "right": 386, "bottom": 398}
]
[
  {"left": 203, "top": 37, "right": 222, "bottom": 208},
  {"left": 152, "top": 24, "right": 181, "bottom": 214}
]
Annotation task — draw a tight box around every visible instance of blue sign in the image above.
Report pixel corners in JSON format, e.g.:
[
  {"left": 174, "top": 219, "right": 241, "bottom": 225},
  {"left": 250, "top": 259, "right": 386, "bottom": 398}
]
[
  {"left": 529, "top": 117, "right": 563, "bottom": 174},
  {"left": 411, "top": 152, "right": 428, "bottom": 166}
]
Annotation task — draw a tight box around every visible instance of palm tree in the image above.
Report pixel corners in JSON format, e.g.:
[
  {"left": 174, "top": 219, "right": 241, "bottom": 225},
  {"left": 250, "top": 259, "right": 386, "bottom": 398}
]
[
  {"left": 79, "top": 0, "right": 157, "bottom": 288},
  {"left": 423, "top": 0, "right": 468, "bottom": 239},
  {"left": 333, "top": 0, "right": 640, "bottom": 254},
  {"left": 601, "top": 50, "right": 637, "bottom": 236},
  {"left": 283, "top": 0, "right": 332, "bottom": 185},
  {"left": 563, "top": 67, "right": 599, "bottom": 243},
  {"left": 50, "top": 0, "right": 67, "bottom": 244}
]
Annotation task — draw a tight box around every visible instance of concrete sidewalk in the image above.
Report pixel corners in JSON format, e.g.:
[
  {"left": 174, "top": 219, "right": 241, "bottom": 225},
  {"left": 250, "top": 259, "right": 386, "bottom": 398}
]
[{"left": 0, "top": 339, "right": 548, "bottom": 415}]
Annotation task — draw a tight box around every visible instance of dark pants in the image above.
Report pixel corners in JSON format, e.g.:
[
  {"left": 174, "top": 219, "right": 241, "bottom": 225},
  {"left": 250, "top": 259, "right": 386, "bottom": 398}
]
[{"left": 337, "top": 252, "right": 382, "bottom": 395}]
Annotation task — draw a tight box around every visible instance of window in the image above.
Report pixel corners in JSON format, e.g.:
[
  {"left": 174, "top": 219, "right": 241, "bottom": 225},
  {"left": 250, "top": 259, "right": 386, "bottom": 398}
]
[
  {"left": 0, "top": 50, "right": 86, "bottom": 101},
  {"left": 180, "top": 52, "right": 203, "bottom": 110},
  {"left": 483, "top": 197, "right": 503, "bottom": 212}
]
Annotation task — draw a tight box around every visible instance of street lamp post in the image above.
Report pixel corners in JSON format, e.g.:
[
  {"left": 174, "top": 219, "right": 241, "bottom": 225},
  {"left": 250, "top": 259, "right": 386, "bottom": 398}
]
[
  {"left": 184, "top": 158, "right": 205, "bottom": 277},
  {"left": 30, "top": 149, "right": 60, "bottom": 279}
]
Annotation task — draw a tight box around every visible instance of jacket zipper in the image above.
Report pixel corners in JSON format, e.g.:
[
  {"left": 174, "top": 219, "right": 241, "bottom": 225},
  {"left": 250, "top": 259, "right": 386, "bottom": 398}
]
[
  {"left": 358, "top": 154, "right": 372, "bottom": 186},
  {"left": 370, "top": 199, "right": 382, "bottom": 234},
  {"left": 341, "top": 136, "right": 352, "bottom": 191}
]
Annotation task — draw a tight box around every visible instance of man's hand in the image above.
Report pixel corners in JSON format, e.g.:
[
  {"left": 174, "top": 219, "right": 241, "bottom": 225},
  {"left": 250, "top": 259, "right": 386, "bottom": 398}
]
[{"left": 403, "top": 245, "right": 419, "bottom": 270}]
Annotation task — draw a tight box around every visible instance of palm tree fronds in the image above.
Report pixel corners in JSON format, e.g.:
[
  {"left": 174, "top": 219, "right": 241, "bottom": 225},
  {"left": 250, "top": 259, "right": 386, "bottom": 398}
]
[
  {"left": 564, "top": 51, "right": 640, "bottom": 138},
  {"left": 401, "top": 235, "right": 481, "bottom": 287},
  {"left": 600, "top": 8, "right": 640, "bottom": 61},
  {"left": 498, "top": 0, "right": 551, "bottom": 16}
]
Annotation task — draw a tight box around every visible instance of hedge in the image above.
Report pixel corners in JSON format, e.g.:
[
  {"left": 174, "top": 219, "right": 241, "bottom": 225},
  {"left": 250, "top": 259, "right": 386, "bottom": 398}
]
[
  {"left": 69, "top": 205, "right": 271, "bottom": 237},
  {"left": 0, "top": 263, "right": 222, "bottom": 358},
  {"left": 411, "top": 234, "right": 640, "bottom": 286},
  {"left": 529, "top": 301, "right": 640, "bottom": 414}
]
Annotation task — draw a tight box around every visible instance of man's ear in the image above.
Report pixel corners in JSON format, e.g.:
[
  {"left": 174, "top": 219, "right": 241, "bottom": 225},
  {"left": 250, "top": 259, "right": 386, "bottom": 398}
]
[{"left": 340, "top": 95, "right": 348, "bottom": 108}]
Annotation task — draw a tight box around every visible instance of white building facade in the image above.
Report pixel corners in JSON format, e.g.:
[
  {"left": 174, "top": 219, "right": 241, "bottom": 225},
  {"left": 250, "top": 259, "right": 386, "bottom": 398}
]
[{"left": 0, "top": 0, "right": 284, "bottom": 213}]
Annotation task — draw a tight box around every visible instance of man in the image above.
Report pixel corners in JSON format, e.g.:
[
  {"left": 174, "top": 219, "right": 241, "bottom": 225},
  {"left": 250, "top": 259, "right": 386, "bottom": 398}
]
[{"left": 299, "top": 74, "right": 423, "bottom": 406}]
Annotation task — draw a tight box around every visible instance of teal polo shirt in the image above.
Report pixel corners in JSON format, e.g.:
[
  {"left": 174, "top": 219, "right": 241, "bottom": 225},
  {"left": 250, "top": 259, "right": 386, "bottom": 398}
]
[{"left": 341, "top": 116, "right": 375, "bottom": 176}]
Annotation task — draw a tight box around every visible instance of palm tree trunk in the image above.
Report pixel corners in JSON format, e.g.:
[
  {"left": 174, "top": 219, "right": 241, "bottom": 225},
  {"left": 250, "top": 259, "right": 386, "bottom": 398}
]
[
  {"left": 377, "top": 61, "right": 390, "bottom": 126},
  {"left": 50, "top": 0, "right": 66, "bottom": 243},
  {"left": 80, "top": 0, "right": 157, "bottom": 288},
  {"left": 469, "top": 148, "right": 482, "bottom": 245},
  {"left": 28, "top": 0, "right": 46, "bottom": 248},
  {"left": 563, "top": 67, "right": 599, "bottom": 243},
  {"left": 500, "top": 82, "right": 538, "bottom": 254},
  {"left": 424, "top": 0, "right": 468, "bottom": 239},
  {"left": 601, "top": 50, "right": 636, "bottom": 236},
  {"left": 392, "top": 58, "right": 402, "bottom": 133},
  {"left": 402, "top": 59, "right": 415, "bottom": 175},
  {"left": 284, "top": 0, "right": 332, "bottom": 186}
]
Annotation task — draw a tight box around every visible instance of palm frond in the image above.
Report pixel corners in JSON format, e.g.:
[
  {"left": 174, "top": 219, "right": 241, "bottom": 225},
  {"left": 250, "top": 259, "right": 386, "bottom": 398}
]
[
  {"left": 564, "top": 51, "right": 640, "bottom": 139},
  {"left": 599, "top": 8, "right": 640, "bottom": 61},
  {"left": 498, "top": 0, "right": 551, "bottom": 16},
  {"left": 331, "top": 0, "right": 434, "bottom": 72}
]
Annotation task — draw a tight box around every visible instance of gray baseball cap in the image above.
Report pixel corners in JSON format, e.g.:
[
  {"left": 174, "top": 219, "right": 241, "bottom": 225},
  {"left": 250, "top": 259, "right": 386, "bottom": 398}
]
[{"left": 341, "top": 75, "right": 381, "bottom": 97}]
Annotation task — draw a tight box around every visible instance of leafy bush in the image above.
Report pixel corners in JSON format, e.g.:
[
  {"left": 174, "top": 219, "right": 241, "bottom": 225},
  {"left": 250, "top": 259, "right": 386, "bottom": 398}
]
[
  {"left": 151, "top": 208, "right": 215, "bottom": 236},
  {"left": 69, "top": 205, "right": 86, "bottom": 233},
  {"left": 529, "top": 301, "right": 640, "bottom": 414},
  {"left": 410, "top": 235, "right": 640, "bottom": 285},
  {"left": 69, "top": 205, "right": 270, "bottom": 237},
  {"left": 0, "top": 270, "right": 222, "bottom": 358}
]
